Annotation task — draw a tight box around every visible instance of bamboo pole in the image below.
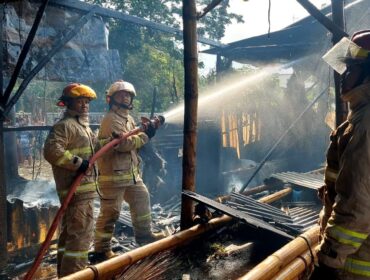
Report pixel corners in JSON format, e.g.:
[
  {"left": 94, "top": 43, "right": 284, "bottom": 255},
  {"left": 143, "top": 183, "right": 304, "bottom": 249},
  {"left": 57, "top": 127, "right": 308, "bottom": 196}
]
[
  {"left": 181, "top": 0, "right": 199, "bottom": 230},
  {"left": 61, "top": 186, "right": 292, "bottom": 280},
  {"left": 258, "top": 187, "right": 292, "bottom": 204},
  {"left": 271, "top": 245, "right": 319, "bottom": 280},
  {"left": 62, "top": 216, "right": 234, "bottom": 280},
  {"left": 238, "top": 225, "right": 320, "bottom": 280},
  {"left": 217, "top": 184, "right": 273, "bottom": 203}
]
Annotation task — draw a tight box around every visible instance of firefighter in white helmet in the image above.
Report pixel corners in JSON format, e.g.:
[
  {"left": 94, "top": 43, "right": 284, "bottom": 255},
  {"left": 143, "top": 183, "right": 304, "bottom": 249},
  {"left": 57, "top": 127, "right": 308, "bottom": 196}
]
[
  {"left": 43, "top": 83, "right": 98, "bottom": 277},
  {"left": 93, "top": 80, "right": 165, "bottom": 261},
  {"left": 310, "top": 30, "right": 370, "bottom": 279}
]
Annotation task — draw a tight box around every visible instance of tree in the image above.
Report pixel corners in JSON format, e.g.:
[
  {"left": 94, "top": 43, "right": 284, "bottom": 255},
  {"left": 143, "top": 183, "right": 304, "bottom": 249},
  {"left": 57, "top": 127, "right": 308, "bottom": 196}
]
[{"left": 84, "top": 0, "right": 243, "bottom": 112}]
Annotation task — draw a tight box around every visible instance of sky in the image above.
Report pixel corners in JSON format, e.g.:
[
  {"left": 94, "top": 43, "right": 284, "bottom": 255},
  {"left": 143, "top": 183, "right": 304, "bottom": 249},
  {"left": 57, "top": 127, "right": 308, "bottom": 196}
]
[{"left": 199, "top": 0, "right": 331, "bottom": 74}]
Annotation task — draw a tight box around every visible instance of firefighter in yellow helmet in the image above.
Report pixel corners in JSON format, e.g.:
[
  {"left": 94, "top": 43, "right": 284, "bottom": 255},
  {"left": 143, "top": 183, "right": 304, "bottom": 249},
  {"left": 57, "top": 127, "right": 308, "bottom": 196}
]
[
  {"left": 310, "top": 30, "right": 370, "bottom": 279},
  {"left": 44, "top": 83, "right": 98, "bottom": 277},
  {"left": 93, "top": 80, "right": 164, "bottom": 261}
]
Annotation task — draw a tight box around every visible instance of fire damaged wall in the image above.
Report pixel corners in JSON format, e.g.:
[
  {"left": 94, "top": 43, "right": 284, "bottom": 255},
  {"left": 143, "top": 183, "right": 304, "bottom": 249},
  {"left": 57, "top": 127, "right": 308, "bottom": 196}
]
[
  {"left": 6, "top": 196, "right": 59, "bottom": 262},
  {"left": 147, "top": 120, "right": 222, "bottom": 201},
  {"left": 2, "top": 1, "right": 122, "bottom": 83}
]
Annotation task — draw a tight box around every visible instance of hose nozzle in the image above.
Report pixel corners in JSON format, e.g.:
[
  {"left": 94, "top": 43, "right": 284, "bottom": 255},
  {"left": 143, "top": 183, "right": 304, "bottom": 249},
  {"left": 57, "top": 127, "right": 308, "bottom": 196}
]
[{"left": 140, "top": 115, "right": 166, "bottom": 130}]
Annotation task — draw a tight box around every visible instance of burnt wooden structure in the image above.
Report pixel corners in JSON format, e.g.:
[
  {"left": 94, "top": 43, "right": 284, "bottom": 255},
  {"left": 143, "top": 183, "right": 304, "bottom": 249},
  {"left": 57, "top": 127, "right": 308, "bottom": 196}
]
[{"left": 0, "top": 0, "right": 221, "bottom": 274}]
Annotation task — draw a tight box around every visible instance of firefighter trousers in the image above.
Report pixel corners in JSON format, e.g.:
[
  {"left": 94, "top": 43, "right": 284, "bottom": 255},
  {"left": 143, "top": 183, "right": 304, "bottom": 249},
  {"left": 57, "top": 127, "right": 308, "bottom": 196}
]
[
  {"left": 94, "top": 180, "right": 152, "bottom": 252},
  {"left": 57, "top": 198, "right": 94, "bottom": 277}
]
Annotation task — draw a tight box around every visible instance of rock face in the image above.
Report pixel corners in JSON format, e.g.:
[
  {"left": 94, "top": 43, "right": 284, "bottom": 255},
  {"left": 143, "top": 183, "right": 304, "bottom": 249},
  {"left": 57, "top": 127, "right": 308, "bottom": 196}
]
[{"left": 3, "top": 1, "right": 122, "bottom": 83}]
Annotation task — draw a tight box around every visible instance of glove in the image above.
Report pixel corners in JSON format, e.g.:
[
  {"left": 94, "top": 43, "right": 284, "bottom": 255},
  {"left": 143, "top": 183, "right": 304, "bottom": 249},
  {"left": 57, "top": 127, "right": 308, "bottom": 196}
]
[
  {"left": 309, "top": 263, "right": 339, "bottom": 280},
  {"left": 78, "top": 159, "right": 90, "bottom": 173},
  {"left": 112, "top": 131, "right": 121, "bottom": 139},
  {"left": 144, "top": 123, "right": 156, "bottom": 139}
]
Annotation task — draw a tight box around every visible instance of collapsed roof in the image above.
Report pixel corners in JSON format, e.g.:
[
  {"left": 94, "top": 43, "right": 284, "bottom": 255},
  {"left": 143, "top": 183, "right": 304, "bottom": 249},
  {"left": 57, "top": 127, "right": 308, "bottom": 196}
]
[{"left": 203, "top": 0, "right": 369, "bottom": 64}]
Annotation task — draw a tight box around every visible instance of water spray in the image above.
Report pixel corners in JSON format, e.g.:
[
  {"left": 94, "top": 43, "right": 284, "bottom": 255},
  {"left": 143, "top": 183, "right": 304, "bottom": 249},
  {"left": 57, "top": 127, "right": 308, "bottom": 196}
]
[
  {"left": 163, "top": 60, "right": 306, "bottom": 123},
  {"left": 239, "top": 86, "right": 328, "bottom": 193}
]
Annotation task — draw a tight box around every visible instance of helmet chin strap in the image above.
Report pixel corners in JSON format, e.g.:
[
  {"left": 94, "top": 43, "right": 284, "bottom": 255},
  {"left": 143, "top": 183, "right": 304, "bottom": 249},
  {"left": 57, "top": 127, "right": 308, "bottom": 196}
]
[{"left": 110, "top": 98, "right": 133, "bottom": 110}]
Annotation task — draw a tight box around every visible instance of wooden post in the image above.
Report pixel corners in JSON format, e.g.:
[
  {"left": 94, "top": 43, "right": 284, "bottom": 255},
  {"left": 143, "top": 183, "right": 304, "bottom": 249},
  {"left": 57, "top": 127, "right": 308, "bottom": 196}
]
[
  {"left": 0, "top": 4, "right": 8, "bottom": 273},
  {"left": 331, "top": 0, "right": 347, "bottom": 127},
  {"left": 181, "top": 0, "right": 199, "bottom": 230}
]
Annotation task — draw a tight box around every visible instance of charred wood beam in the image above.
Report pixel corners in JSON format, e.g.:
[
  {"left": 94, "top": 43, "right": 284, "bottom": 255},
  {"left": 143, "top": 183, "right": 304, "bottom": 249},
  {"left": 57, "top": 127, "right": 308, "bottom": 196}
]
[
  {"left": 49, "top": 0, "right": 224, "bottom": 48},
  {"left": 1, "top": 0, "right": 49, "bottom": 105},
  {"left": 296, "top": 0, "right": 348, "bottom": 39},
  {"left": 3, "top": 7, "right": 97, "bottom": 117},
  {"left": 181, "top": 0, "right": 199, "bottom": 230},
  {"left": 197, "top": 0, "right": 223, "bottom": 20}
]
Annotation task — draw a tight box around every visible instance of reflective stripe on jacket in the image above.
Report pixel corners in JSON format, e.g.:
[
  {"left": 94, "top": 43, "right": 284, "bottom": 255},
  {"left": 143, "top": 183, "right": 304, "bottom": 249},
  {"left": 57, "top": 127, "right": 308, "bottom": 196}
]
[
  {"left": 319, "top": 121, "right": 351, "bottom": 236},
  {"left": 97, "top": 108, "right": 148, "bottom": 187},
  {"left": 44, "top": 110, "right": 98, "bottom": 199},
  {"left": 318, "top": 83, "right": 370, "bottom": 278}
]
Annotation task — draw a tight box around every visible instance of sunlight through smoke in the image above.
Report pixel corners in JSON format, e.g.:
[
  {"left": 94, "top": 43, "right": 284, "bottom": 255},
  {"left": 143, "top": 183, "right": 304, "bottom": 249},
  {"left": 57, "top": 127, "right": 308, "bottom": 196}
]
[{"left": 163, "top": 64, "right": 284, "bottom": 123}]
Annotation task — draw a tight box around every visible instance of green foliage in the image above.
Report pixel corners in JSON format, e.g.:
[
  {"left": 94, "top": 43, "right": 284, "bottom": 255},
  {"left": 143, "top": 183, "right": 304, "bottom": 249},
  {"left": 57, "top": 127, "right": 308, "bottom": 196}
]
[
  {"left": 83, "top": 0, "right": 243, "bottom": 113},
  {"left": 12, "top": 1, "right": 244, "bottom": 116},
  {"left": 197, "top": 0, "right": 244, "bottom": 40},
  {"left": 124, "top": 44, "right": 184, "bottom": 112},
  {"left": 17, "top": 80, "right": 64, "bottom": 114}
]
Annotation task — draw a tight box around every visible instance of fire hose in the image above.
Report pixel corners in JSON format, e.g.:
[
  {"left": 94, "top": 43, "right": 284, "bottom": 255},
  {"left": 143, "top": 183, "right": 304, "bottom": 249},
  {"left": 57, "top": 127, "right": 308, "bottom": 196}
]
[{"left": 24, "top": 115, "right": 165, "bottom": 280}]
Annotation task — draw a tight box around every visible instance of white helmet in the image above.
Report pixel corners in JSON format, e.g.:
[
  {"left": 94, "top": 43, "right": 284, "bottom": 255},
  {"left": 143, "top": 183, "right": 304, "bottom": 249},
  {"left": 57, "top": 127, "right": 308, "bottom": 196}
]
[{"left": 107, "top": 80, "right": 136, "bottom": 97}]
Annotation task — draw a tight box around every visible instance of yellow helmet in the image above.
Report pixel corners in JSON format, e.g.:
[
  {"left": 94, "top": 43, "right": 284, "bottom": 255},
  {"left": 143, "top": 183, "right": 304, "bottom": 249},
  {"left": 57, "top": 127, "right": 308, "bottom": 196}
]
[
  {"left": 57, "top": 83, "right": 97, "bottom": 107},
  {"left": 107, "top": 80, "right": 136, "bottom": 98}
]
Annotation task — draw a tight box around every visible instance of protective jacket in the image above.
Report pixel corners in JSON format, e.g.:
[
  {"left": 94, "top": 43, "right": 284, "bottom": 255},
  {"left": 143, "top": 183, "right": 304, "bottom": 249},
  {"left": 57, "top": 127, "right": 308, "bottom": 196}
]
[
  {"left": 318, "top": 82, "right": 370, "bottom": 279},
  {"left": 44, "top": 109, "right": 98, "bottom": 199},
  {"left": 44, "top": 109, "right": 97, "bottom": 277},
  {"left": 95, "top": 107, "right": 154, "bottom": 252},
  {"left": 97, "top": 107, "right": 148, "bottom": 187},
  {"left": 319, "top": 120, "right": 350, "bottom": 236}
]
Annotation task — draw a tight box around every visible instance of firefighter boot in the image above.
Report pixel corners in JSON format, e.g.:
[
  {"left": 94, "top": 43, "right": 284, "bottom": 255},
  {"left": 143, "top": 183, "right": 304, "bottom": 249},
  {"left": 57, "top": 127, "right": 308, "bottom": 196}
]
[
  {"left": 89, "top": 250, "right": 118, "bottom": 263},
  {"left": 135, "top": 231, "right": 166, "bottom": 245}
]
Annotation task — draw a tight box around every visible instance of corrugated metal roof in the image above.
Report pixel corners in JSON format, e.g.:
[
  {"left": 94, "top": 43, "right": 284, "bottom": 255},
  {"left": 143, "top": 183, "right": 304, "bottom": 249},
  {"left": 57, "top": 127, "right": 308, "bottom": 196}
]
[{"left": 270, "top": 171, "right": 324, "bottom": 190}]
